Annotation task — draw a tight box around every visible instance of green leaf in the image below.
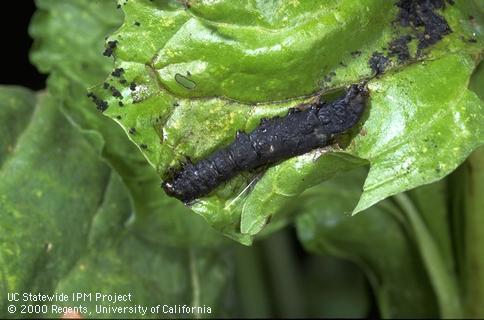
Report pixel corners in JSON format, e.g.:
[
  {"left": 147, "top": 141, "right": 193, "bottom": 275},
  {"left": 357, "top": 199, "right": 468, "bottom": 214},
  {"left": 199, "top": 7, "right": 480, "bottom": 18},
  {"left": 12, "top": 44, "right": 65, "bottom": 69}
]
[
  {"left": 448, "top": 126, "right": 484, "bottom": 320},
  {"left": 53, "top": 173, "right": 233, "bottom": 319},
  {"left": 89, "top": 0, "right": 394, "bottom": 242},
  {"left": 457, "top": 70, "right": 484, "bottom": 317},
  {"left": 392, "top": 192, "right": 461, "bottom": 317},
  {"left": 0, "top": 88, "right": 111, "bottom": 312},
  {"left": 90, "top": 0, "right": 483, "bottom": 243},
  {"left": 0, "top": 87, "right": 37, "bottom": 166},
  {"left": 0, "top": 87, "right": 232, "bottom": 318},
  {"left": 295, "top": 169, "right": 440, "bottom": 318},
  {"left": 353, "top": 53, "right": 483, "bottom": 212},
  {"left": 29, "top": 0, "right": 122, "bottom": 88},
  {"left": 29, "top": 0, "right": 226, "bottom": 247},
  {"left": 27, "top": 1, "right": 234, "bottom": 314},
  {"left": 296, "top": 162, "right": 472, "bottom": 317},
  {"left": 107, "top": 0, "right": 397, "bottom": 103}
]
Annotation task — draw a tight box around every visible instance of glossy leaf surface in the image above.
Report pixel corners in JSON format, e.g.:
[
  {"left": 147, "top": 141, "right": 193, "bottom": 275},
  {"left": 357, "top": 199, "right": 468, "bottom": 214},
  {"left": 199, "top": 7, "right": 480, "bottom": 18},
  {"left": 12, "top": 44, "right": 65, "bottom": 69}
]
[{"left": 91, "top": 0, "right": 483, "bottom": 242}]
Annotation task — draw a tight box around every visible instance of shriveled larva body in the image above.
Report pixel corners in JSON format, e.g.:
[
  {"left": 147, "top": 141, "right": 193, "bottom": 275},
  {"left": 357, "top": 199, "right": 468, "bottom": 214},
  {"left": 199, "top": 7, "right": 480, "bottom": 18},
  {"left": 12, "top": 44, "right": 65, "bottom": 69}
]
[{"left": 163, "top": 84, "right": 369, "bottom": 203}]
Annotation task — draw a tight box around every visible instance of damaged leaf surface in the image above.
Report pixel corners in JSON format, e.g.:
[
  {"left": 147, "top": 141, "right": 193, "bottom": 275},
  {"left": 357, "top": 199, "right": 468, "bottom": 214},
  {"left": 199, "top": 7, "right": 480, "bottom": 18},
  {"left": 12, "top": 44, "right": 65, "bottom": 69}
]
[{"left": 93, "top": 0, "right": 483, "bottom": 243}]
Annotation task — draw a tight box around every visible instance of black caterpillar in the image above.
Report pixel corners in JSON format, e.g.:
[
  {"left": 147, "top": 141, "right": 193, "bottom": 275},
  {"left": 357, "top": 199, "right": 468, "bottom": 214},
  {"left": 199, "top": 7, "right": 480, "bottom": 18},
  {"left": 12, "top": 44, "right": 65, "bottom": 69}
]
[{"left": 163, "top": 84, "right": 369, "bottom": 203}]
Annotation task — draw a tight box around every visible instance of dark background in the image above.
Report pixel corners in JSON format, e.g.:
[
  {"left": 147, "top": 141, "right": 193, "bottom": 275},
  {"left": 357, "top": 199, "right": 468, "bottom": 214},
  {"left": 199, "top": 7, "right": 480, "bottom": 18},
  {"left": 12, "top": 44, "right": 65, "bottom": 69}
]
[{"left": 0, "top": 1, "right": 47, "bottom": 90}]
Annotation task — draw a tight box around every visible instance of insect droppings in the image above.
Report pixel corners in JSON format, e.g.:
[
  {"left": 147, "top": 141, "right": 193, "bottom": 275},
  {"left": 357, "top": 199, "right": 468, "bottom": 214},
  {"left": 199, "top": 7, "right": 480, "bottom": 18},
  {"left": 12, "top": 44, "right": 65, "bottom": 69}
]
[
  {"left": 111, "top": 68, "right": 125, "bottom": 77},
  {"left": 87, "top": 92, "right": 108, "bottom": 112},
  {"left": 103, "top": 40, "right": 118, "bottom": 57}
]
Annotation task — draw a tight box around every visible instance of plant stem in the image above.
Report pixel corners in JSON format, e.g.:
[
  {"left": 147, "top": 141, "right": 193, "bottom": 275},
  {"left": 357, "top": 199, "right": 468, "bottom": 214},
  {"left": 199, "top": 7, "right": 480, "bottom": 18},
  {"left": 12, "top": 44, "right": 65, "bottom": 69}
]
[
  {"left": 189, "top": 249, "right": 201, "bottom": 319},
  {"left": 234, "top": 244, "right": 273, "bottom": 317},
  {"left": 461, "top": 147, "right": 484, "bottom": 317},
  {"left": 261, "top": 229, "right": 305, "bottom": 317},
  {"left": 394, "top": 193, "right": 463, "bottom": 318}
]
